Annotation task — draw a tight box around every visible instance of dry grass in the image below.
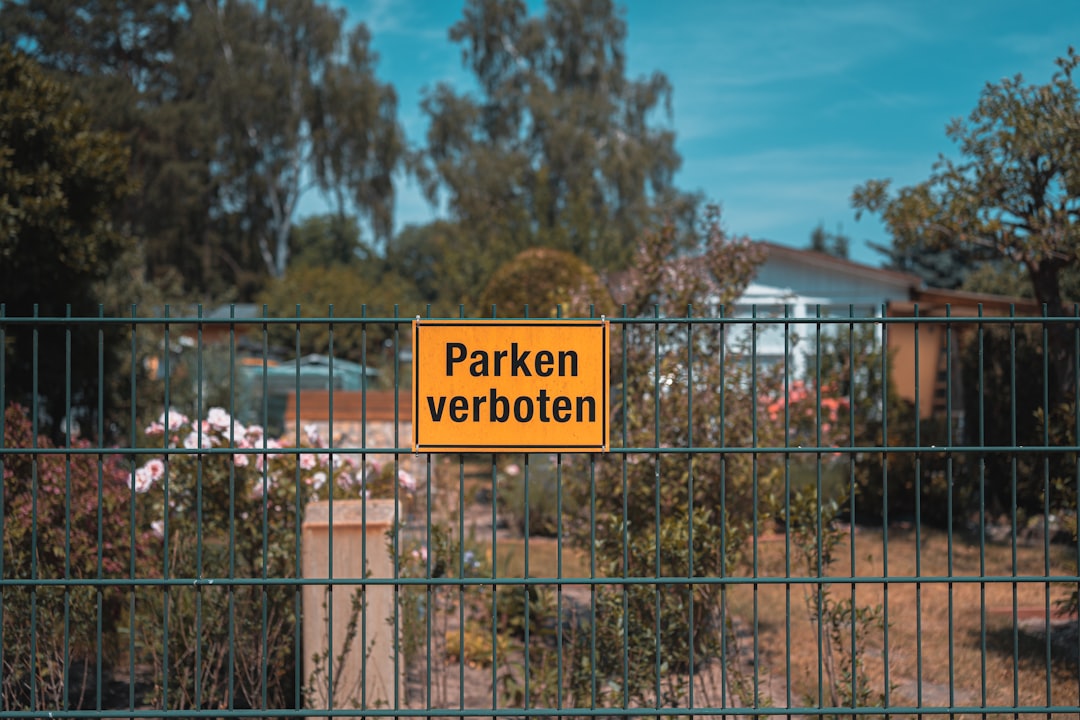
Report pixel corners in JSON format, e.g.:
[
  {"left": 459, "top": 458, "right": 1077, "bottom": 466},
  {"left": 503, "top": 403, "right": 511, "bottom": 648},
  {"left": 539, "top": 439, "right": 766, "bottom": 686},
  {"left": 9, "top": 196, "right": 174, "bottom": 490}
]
[
  {"left": 487, "top": 536, "right": 591, "bottom": 580},
  {"left": 426, "top": 460, "right": 1078, "bottom": 716},
  {"left": 726, "top": 525, "right": 1078, "bottom": 718}
]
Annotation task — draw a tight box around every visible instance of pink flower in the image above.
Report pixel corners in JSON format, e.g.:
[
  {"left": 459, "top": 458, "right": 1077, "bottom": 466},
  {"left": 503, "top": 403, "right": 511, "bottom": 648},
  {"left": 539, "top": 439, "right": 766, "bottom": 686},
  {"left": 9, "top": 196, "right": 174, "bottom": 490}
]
[
  {"left": 145, "top": 421, "right": 165, "bottom": 437},
  {"left": 397, "top": 469, "right": 417, "bottom": 493},
  {"left": 304, "top": 424, "right": 322, "bottom": 446},
  {"left": 183, "top": 431, "right": 213, "bottom": 449},
  {"left": 505, "top": 464, "right": 520, "bottom": 477},
  {"left": 337, "top": 472, "right": 360, "bottom": 490},
  {"left": 206, "top": 407, "right": 232, "bottom": 431},
  {"left": 254, "top": 439, "right": 282, "bottom": 471},
  {"left": 245, "top": 425, "right": 265, "bottom": 446},
  {"left": 145, "top": 458, "right": 165, "bottom": 481},
  {"left": 159, "top": 411, "right": 188, "bottom": 432},
  {"left": 300, "top": 453, "right": 317, "bottom": 470},
  {"left": 234, "top": 454, "right": 249, "bottom": 468},
  {"left": 134, "top": 466, "right": 155, "bottom": 493}
]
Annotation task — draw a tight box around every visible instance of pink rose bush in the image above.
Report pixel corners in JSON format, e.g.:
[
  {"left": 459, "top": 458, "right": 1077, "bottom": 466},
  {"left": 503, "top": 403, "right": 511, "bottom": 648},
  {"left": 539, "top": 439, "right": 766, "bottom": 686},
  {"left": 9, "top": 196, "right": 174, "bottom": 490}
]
[
  {"left": 133, "top": 407, "right": 415, "bottom": 710},
  {"left": 761, "top": 380, "right": 851, "bottom": 451},
  {"left": 136, "top": 408, "right": 410, "bottom": 505}
]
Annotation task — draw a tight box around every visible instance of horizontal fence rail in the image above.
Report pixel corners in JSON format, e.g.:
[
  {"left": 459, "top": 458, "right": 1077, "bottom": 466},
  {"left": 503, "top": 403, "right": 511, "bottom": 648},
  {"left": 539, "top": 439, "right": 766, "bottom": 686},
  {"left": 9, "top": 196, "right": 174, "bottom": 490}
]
[{"left": 0, "top": 304, "right": 1078, "bottom": 720}]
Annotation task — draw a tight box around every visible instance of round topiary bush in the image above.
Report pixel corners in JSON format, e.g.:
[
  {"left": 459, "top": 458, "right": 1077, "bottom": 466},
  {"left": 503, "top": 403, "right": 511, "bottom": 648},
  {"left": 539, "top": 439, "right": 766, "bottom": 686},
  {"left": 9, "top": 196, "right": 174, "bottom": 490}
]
[{"left": 480, "top": 247, "right": 614, "bottom": 318}]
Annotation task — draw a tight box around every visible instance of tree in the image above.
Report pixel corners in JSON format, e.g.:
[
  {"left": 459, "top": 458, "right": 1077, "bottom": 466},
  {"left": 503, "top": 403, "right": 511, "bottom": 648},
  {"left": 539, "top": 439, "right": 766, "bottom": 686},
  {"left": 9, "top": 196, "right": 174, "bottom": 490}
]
[
  {"left": 1, "top": 0, "right": 406, "bottom": 295},
  {"left": 0, "top": 0, "right": 227, "bottom": 292},
  {"left": 257, "top": 264, "right": 421, "bottom": 364},
  {"left": 385, "top": 220, "right": 477, "bottom": 315},
  {"left": 288, "top": 213, "right": 366, "bottom": 268},
  {"left": 0, "top": 44, "right": 134, "bottom": 437},
  {"left": 808, "top": 222, "right": 850, "bottom": 259},
  {"left": 852, "top": 48, "right": 1080, "bottom": 389},
  {"left": 204, "top": 0, "right": 404, "bottom": 278},
  {"left": 418, "top": 0, "right": 691, "bottom": 303}
]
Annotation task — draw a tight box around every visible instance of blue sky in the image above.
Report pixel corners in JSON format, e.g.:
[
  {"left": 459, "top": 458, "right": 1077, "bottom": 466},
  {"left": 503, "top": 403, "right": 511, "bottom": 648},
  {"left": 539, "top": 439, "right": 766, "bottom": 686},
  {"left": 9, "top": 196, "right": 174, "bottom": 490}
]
[{"left": 323, "top": 0, "right": 1080, "bottom": 266}]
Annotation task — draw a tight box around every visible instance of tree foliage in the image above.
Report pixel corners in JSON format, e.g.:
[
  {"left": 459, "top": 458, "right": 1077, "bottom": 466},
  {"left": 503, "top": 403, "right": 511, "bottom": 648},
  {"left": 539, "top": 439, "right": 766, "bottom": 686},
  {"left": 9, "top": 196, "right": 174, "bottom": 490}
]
[
  {"left": 203, "top": 0, "right": 402, "bottom": 279},
  {"left": 0, "top": 44, "right": 136, "bottom": 436},
  {"left": 1, "top": 0, "right": 405, "bottom": 297},
  {"left": 257, "top": 263, "right": 420, "bottom": 363},
  {"left": 853, "top": 47, "right": 1080, "bottom": 388},
  {"left": 418, "top": 0, "right": 691, "bottom": 307}
]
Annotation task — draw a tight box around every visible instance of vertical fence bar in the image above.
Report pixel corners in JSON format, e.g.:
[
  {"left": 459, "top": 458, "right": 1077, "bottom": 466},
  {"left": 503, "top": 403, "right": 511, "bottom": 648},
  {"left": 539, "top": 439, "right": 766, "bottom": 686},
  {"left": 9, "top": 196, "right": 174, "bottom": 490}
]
[
  {"left": 813, "top": 305, "right": 824, "bottom": 712},
  {"left": 978, "top": 305, "right": 988, "bottom": 717},
  {"left": 361, "top": 304, "right": 369, "bottom": 713},
  {"left": 880, "top": 303, "right": 891, "bottom": 712},
  {"left": 847, "top": 305, "right": 858, "bottom": 711},
  {"left": 390, "top": 304, "right": 399, "bottom": 711},
  {"left": 1010, "top": 305, "right": 1021, "bottom": 709},
  {"left": 948, "top": 304, "right": 958, "bottom": 712},
  {"left": 62, "top": 305, "right": 72, "bottom": 712},
  {"left": 686, "top": 303, "right": 695, "bottom": 712},
  {"left": 196, "top": 305, "right": 206, "bottom": 711},
  {"left": 522, "top": 307, "right": 531, "bottom": 713},
  {"left": 719, "top": 303, "right": 729, "bottom": 710},
  {"left": 490, "top": 302, "right": 499, "bottom": 716},
  {"left": 94, "top": 305, "right": 105, "bottom": 712},
  {"left": 426, "top": 308, "right": 434, "bottom": 713},
  {"left": 161, "top": 305, "right": 171, "bottom": 710},
  {"left": 751, "top": 305, "right": 761, "bottom": 711},
  {"left": 1041, "top": 306, "right": 1052, "bottom": 713},
  {"left": 329, "top": 304, "right": 338, "bottom": 713},
  {"left": 619, "top": 305, "right": 629, "bottom": 713},
  {"left": 783, "top": 305, "right": 792, "bottom": 719},
  {"left": 914, "top": 304, "right": 924, "bottom": 712},
  {"left": 653, "top": 304, "right": 661, "bottom": 713},
  {"left": 127, "top": 305, "right": 137, "bottom": 711},
  {"left": 589, "top": 302, "right": 598, "bottom": 713},
  {"left": 29, "top": 305, "right": 39, "bottom": 712}
]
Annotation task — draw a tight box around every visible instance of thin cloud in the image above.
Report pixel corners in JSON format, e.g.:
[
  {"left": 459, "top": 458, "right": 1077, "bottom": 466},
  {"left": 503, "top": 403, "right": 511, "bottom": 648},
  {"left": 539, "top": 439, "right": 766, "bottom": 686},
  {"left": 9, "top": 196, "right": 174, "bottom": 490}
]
[{"left": 631, "top": 1, "right": 929, "bottom": 90}]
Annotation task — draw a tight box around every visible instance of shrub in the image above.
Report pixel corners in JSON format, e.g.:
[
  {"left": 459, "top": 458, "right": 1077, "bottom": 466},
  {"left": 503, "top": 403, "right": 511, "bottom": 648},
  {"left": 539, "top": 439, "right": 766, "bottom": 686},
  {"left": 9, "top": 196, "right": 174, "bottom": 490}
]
[
  {"left": 1, "top": 403, "right": 148, "bottom": 710},
  {"left": 132, "top": 408, "right": 412, "bottom": 710},
  {"left": 496, "top": 456, "right": 578, "bottom": 538},
  {"left": 480, "top": 247, "right": 614, "bottom": 318}
]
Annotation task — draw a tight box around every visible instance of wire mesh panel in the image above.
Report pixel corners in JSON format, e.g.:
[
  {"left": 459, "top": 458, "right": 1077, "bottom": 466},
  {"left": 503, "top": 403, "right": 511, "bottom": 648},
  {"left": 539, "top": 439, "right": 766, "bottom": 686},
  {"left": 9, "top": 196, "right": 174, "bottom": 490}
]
[{"left": 0, "top": 304, "right": 1078, "bottom": 718}]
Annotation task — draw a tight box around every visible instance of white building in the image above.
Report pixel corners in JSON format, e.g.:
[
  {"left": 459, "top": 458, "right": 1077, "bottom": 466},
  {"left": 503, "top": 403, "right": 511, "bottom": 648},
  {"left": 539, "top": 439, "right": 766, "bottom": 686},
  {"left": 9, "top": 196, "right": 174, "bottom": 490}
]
[{"left": 733, "top": 242, "right": 923, "bottom": 376}]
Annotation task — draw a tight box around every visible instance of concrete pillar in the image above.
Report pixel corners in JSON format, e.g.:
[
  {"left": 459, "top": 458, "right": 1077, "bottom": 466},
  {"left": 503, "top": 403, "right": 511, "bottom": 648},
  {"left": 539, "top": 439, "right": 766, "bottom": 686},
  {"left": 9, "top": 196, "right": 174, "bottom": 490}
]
[{"left": 302, "top": 499, "right": 399, "bottom": 712}]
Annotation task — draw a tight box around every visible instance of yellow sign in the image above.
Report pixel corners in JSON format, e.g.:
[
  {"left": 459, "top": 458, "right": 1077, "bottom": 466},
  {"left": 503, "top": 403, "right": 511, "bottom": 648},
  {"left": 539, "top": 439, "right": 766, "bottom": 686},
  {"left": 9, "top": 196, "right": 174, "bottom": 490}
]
[{"left": 412, "top": 319, "right": 610, "bottom": 453}]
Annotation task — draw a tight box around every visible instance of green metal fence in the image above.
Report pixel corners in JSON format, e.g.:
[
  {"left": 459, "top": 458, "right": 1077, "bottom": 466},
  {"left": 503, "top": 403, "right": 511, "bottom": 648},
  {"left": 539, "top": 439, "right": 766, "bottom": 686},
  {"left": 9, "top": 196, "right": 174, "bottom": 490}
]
[{"left": 0, "top": 305, "right": 1078, "bottom": 719}]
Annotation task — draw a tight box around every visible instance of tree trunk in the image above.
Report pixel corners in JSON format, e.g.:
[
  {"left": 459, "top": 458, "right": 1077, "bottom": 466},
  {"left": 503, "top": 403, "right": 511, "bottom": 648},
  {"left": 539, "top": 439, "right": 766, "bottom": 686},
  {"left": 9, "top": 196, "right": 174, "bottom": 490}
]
[{"left": 1029, "top": 257, "right": 1076, "bottom": 397}]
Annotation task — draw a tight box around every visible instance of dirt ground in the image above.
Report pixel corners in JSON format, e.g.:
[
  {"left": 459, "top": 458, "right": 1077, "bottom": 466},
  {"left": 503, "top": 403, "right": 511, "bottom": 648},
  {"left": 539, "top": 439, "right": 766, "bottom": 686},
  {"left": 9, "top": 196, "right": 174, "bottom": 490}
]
[{"left": 393, "top": 460, "right": 1079, "bottom": 719}]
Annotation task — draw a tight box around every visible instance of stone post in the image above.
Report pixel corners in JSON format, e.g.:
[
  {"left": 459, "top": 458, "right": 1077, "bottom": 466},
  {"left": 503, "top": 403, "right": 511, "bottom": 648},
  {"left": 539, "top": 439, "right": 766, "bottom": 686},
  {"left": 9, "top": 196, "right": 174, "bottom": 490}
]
[{"left": 301, "top": 498, "right": 399, "bottom": 712}]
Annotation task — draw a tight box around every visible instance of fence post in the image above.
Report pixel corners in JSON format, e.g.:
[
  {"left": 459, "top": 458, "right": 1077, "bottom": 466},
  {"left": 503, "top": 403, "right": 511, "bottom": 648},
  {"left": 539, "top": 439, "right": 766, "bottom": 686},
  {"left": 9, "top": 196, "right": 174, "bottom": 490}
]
[{"left": 302, "top": 498, "right": 399, "bottom": 712}]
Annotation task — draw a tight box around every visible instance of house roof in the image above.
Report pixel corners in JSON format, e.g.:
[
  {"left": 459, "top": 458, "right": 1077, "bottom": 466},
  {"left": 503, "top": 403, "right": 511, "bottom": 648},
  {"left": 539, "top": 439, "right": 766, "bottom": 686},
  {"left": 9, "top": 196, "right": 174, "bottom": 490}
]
[
  {"left": 755, "top": 241, "right": 924, "bottom": 289},
  {"left": 890, "top": 287, "right": 1041, "bottom": 317}
]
